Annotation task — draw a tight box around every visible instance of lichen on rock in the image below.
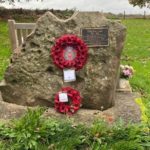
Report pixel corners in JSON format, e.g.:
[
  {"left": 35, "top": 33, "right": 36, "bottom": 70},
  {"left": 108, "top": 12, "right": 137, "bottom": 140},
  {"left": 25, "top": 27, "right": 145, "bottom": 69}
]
[{"left": 0, "top": 11, "right": 126, "bottom": 110}]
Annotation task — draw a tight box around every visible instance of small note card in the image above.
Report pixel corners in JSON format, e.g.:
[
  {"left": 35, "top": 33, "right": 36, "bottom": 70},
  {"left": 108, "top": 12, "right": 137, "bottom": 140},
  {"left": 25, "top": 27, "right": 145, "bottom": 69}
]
[
  {"left": 59, "top": 92, "right": 68, "bottom": 102},
  {"left": 63, "top": 69, "right": 76, "bottom": 82}
]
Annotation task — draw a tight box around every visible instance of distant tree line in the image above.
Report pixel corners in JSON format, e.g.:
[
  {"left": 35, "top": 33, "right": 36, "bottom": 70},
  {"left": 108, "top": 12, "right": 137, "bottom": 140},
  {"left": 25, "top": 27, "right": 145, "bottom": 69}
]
[
  {"left": 0, "top": 8, "right": 74, "bottom": 21},
  {"left": 129, "top": 0, "right": 150, "bottom": 7}
]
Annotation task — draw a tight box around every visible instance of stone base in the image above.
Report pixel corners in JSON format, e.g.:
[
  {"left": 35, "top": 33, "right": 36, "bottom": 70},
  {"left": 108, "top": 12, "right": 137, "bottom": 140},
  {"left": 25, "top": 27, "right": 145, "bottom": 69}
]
[
  {"left": 117, "top": 78, "right": 132, "bottom": 92},
  {"left": 0, "top": 92, "right": 141, "bottom": 124},
  {"left": 0, "top": 80, "right": 6, "bottom": 86},
  {"left": 0, "top": 101, "right": 27, "bottom": 120}
]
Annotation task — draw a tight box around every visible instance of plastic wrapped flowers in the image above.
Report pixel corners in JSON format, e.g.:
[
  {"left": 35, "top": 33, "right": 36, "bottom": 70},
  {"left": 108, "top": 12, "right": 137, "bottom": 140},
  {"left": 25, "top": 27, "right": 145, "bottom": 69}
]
[{"left": 120, "top": 65, "right": 134, "bottom": 79}]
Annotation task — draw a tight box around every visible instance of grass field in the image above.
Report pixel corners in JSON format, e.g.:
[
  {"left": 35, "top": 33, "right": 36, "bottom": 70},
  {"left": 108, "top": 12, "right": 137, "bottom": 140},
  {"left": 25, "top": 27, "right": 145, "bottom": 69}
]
[
  {"left": 122, "top": 19, "right": 150, "bottom": 111},
  {"left": 0, "top": 20, "right": 11, "bottom": 81},
  {"left": 0, "top": 19, "right": 150, "bottom": 110}
]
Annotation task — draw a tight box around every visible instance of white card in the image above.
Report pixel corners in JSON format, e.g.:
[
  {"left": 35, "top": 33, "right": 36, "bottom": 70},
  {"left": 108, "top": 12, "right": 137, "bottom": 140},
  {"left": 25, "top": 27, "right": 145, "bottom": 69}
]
[
  {"left": 59, "top": 92, "right": 68, "bottom": 102},
  {"left": 63, "top": 69, "right": 76, "bottom": 82}
]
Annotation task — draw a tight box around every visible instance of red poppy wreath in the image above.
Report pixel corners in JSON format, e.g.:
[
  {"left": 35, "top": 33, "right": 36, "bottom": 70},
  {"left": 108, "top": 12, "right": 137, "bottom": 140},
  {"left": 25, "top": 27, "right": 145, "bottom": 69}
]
[
  {"left": 51, "top": 34, "right": 88, "bottom": 71},
  {"left": 54, "top": 87, "right": 82, "bottom": 115}
]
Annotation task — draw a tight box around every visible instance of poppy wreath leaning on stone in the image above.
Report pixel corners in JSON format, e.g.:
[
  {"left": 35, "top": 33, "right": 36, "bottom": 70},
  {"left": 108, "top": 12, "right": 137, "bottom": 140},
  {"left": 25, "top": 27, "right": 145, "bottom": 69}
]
[
  {"left": 54, "top": 87, "right": 82, "bottom": 115},
  {"left": 51, "top": 34, "right": 88, "bottom": 71}
]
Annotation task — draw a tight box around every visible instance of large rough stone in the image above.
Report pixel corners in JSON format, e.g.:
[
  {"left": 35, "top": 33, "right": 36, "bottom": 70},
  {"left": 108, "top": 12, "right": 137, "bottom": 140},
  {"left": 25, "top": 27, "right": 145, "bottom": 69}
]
[{"left": 0, "top": 12, "right": 126, "bottom": 110}]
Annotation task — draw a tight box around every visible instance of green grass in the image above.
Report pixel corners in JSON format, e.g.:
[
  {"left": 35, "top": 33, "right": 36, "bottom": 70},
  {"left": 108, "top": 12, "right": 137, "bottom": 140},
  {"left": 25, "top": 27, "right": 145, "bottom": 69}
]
[
  {"left": 122, "top": 19, "right": 150, "bottom": 111},
  {"left": 0, "top": 21, "right": 11, "bottom": 80},
  {"left": 0, "top": 18, "right": 150, "bottom": 150},
  {"left": 0, "top": 19, "right": 150, "bottom": 109},
  {"left": 0, "top": 108, "right": 149, "bottom": 150}
]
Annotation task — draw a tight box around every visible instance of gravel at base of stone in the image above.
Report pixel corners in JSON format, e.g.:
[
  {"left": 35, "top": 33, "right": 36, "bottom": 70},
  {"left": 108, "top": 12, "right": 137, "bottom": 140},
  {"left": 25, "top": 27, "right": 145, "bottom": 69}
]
[{"left": 114, "top": 92, "right": 141, "bottom": 123}]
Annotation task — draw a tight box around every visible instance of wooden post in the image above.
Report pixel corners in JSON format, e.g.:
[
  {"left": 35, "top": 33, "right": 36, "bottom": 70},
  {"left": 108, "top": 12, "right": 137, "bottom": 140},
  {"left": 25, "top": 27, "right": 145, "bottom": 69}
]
[
  {"left": 123, "top": 11, "right": 126, "bottom": 19},
  {"left": 8, "top": 20, "right": 35, "bottom": 54},
  {"left": 144, "top": 11, "right": 146, "bottom": 19},
  {"left": 8, "top": 20, "right": 18, "bottom": 52}
]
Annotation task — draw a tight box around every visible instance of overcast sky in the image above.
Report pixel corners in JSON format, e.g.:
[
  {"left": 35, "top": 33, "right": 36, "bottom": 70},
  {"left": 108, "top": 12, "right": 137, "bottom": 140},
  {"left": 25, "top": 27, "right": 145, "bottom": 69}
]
[{"left": 1, "top": 0, "right": 150, "bottom": 14}]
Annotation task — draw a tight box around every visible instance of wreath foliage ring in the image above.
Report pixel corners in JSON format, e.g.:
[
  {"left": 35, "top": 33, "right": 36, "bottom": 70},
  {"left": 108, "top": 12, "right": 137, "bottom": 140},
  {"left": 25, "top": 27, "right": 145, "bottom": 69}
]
[
  {"left": 51, "top": 34, "right": 88, "bottom": 71},
  {"left": 54, "top": 87, "right": 82, "bottom": 114}
]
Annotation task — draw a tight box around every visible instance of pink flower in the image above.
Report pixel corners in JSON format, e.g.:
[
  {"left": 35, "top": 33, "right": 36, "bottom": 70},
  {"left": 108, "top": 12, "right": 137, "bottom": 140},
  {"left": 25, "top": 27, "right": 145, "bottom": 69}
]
[{"left": 123, "top": 69, "right": 132, "bottom": 77}]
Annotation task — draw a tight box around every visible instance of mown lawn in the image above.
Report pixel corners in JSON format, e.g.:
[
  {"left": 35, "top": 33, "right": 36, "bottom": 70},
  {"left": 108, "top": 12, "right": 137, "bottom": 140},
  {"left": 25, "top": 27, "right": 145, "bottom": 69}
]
[
  {"left": 0, "top": 20, "right": 11, "bottom": 81},
  {"left": 0, "top": 19, "right": 150, "bottom": 109},
  {"left": 122, "top": 19, "right": 150, "bottom": 110}
]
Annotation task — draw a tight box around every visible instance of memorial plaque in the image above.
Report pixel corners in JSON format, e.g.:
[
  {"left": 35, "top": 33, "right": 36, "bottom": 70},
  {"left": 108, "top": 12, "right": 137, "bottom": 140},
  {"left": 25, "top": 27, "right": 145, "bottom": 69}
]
[{"left": 81, "top": 27, "right": 109, "bottom": 47}]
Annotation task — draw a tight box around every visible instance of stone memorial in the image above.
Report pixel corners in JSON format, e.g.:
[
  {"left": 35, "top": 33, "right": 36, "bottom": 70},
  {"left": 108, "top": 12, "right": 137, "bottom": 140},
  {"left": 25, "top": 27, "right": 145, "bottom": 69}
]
[{"left": 0, "top": 11, "right": 126, "bottom": 111}]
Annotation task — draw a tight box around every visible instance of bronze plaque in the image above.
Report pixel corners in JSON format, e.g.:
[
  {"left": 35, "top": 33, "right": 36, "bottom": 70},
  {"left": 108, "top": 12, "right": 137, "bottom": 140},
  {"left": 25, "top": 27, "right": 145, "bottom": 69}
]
[{"left": 81, "top": 27, "right": 109, "bottom": 47}]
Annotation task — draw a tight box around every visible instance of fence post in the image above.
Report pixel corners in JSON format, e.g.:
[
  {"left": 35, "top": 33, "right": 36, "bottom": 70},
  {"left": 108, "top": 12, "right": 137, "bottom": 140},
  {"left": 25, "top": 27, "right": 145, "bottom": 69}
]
[
  {"left": 144, "top": 11, "right": 146, "bottom": 19},
  {"left": 123, "top": 11, "right": 126, "bottom": 19},
  {"left": 8, "top": 20, "right": 18, "bottom": 52}
]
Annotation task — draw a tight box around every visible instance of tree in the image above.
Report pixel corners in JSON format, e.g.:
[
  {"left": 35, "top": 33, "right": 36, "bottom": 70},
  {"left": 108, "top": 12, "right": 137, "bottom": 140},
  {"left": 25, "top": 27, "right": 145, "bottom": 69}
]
[{"left": 129, "top": 0, "right": 150, "bottom": 8}]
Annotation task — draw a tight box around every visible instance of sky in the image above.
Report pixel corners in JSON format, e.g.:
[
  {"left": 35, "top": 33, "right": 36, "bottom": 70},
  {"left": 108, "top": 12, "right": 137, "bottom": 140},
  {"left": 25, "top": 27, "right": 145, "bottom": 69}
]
[{"left": 1, "top": 0, "right": 150, "bottom": 14}]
